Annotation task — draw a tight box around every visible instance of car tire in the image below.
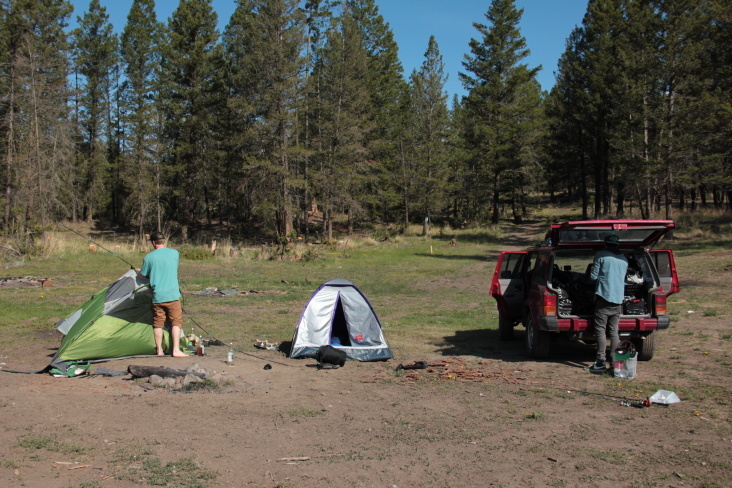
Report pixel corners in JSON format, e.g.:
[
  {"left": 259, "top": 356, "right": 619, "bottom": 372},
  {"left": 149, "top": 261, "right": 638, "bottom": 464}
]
[
  {"left": 525, "top": 317, "right": 551, "bottom": 359},
  {"left": 634, "top": 330, "right": 656, "bottom": 361},
  {"left": 498, "top": 314, "right": 514, "bottom": 340}
]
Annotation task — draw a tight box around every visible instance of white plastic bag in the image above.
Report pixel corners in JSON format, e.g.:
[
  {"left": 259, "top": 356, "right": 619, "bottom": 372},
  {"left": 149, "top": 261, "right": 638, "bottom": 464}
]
[{"left": 649, "top": 390, "right": 681, "bottom": 404}]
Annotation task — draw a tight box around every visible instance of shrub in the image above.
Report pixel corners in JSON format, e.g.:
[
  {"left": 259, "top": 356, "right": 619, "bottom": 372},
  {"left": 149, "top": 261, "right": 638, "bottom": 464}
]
[{"left": 177, "top": 244, "right": 214, "bottom": 261}]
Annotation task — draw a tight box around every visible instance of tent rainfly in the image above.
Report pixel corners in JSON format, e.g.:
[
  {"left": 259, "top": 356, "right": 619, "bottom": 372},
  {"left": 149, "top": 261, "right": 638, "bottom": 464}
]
[
  {"left": 51, "top": 270, "right": 183, "bottom": 372},
  {"left": 289, "top": 279, "right": 393, "bottom": 361}
]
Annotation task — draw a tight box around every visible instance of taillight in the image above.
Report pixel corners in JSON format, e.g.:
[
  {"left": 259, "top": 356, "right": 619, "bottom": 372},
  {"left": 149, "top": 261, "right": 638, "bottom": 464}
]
[
  {"left": 543, "top": 293, "right": 557, "bottom": 317},
  {"left": 654, "top": 294, "right": 667, "bottom": 316}
]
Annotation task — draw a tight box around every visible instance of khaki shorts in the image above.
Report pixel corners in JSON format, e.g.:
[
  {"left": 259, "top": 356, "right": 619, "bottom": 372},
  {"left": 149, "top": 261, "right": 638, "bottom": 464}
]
[{"left": 152, "top": 300, "right": 183, "bottom": 329}]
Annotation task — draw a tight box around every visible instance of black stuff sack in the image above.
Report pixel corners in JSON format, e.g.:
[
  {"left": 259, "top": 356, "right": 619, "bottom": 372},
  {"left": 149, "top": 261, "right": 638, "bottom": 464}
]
[{"left": 315, "top": 345, "right": 347, "bottom": 368}]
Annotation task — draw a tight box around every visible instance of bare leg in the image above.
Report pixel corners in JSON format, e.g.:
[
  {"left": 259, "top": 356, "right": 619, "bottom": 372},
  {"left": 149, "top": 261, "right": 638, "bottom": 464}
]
[
  {"left": 153, "top": 327, "right": 165, "bottom": 356},
  {"left": 171, "top": 325, "right": 188, "bottom": 357}
]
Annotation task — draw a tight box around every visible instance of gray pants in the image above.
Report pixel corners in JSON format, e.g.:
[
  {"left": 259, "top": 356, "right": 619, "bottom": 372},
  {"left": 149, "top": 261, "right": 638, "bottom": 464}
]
[{"left": 593, "top": 296, "right": 621, "bottom": 362}]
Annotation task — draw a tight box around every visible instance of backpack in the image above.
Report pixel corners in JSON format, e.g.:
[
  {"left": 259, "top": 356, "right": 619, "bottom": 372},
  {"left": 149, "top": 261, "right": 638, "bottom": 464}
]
[{"left": 315, "top": 345, "right": 347, "bottom": 368}]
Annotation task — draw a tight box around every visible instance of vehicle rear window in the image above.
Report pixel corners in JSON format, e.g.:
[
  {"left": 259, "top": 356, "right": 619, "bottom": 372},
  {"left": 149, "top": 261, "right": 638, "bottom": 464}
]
[{"left": 557, "top": 228, "right": 660, "bottom": 244}]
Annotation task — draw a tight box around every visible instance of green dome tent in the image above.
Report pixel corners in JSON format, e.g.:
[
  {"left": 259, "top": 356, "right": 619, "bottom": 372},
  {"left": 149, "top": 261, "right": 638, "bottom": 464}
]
[{"left": 50, "top": 270, "right": 184, "bottom": 374}]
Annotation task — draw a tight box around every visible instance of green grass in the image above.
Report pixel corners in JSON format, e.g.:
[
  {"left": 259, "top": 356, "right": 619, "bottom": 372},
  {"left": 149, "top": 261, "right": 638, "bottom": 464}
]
[
  {"left": 110, "top": 442, "right": 216, "bottom": 487},
  {"left": 179, "top": 379, "right": 219, "bottom": 393},
  {"left": 114, "top": 456, "right": 217, "bottom": 487},
  {"left": 524, "top": 411, "right": 546, "bottom": 421},
  {"left": 1, "top": 231, "right": 497, "bottom": 355},
  {"left": 0, "top": 458, "right": 20, "bottom": 469},
  {"left": 63, "top": 481, "right": 101, "bottom": 488},
  {"left": 17, "top": 434, "right": 91, "bottom": 455},
  {"left": 287, "top": 407, "right": 324, "bottom": 418},
  {"left": 3, "top": 213, "right": 731, "bottom": 357}
]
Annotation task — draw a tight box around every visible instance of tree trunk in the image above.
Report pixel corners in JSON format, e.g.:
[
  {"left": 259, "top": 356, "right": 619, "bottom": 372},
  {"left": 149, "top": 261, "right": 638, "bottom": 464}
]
[
  {"left": 579, "top": 127, "right": 588, "bottom": 219},
  {"left": 491, "top": 174, "right": 500, "bottom": 224},
  {"left": 347, "top": 207, "right": 353, "bottom": 236},
  {"left": 280, "top": 125, "right": 292, "bottom": 237},
  {"left": 699, "top": 185, "right": 707, "bottom": 208},
  {"left": 326, "top": 207, "right": 333, "bottom": 242},
  {"left": 4, "top": 63, "right": 15, "bottom": 229}
]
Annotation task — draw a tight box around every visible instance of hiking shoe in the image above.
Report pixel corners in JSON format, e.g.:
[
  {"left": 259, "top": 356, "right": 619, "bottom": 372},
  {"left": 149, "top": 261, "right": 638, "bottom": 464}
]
[{"left": 588, "top": 361, "right": 606, "bottom": 372}]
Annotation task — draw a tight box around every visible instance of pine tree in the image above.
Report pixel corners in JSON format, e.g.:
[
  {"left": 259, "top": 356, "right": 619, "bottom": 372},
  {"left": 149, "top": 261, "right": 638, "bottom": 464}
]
[
  {"left": 578, "top": 0, "right": 628, "bottom": 217},
  {"left": 1, "top": 0, "right": 73, "bottom": 235},
  {"left": 446, "top": 94, "right": 472, "bottom": 223},
  {"left": 546, "top": 27, "right": 591, "bottom": 217},
  {"left": 221, "top": 0, "right": 305, "bottom": 238},
  {"left": 460, "top": 0, "right": 541, "bottom": 223},
  {"left": 312, "top": 6, "right": 371, "bottom": 240},
  {"left": 300, "top": 0, "right": 334, "bottom": 239},
  {"left": 407, "top": 35, "right": 450, "bottom": 231},
  {"left": 159, "top": 0, "right": 222, "bottom": 240},
  {"left": 657, "top": 0, "right": 727, "bottom": 214},
  {"left": 120, "top": 0, "right": 164, "bottom": 233},
  {"left": 1, "top": 0, "right": 16, "bottom": 229},
  {"left": 705, "top": 0, "right": 731, "bottom": 209},
  {"left": 220, "top": 0, "right": 258, "bottom": 230},
  {"left": 71, "top": 0, "right": 118, "bottom": 222},
  {"left": 347, "top": 0, "right": 406, "bottom": 224}
]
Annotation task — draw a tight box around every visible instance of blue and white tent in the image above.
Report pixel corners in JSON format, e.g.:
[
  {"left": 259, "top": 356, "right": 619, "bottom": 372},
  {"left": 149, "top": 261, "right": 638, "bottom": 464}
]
[{"left": 289, "top": 279, "right": 393, "bottom": 362}]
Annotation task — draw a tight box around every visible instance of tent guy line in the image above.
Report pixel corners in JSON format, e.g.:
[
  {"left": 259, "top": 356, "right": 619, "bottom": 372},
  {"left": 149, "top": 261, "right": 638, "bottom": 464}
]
[
  {"left": 57, "top": 222, "right": 136, "bottom": 269},
  {"left": 181, "top": 308, "right": 293, "bottom": 368}
]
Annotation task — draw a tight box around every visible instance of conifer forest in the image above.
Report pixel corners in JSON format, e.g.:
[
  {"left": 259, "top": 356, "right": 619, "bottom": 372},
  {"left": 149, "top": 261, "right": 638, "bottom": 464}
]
[{"left": 1, "top": 0, "right": 730, "bottom": 244}]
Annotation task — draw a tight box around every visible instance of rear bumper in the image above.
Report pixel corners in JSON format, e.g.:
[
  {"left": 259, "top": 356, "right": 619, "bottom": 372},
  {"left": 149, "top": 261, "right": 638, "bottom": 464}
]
[{"left": 539, "top": 316, "right": 667, "bottom": 332}]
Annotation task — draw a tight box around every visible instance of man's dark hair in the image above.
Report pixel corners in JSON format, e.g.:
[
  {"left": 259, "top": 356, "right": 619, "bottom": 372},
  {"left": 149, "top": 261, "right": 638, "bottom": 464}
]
[{"left": 149, "top": 231, "right": 165, "bottom": 242}]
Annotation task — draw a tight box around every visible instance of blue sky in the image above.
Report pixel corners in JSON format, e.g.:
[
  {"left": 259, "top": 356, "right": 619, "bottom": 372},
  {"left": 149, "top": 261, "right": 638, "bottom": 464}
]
[{"left": 69, "top": 0, "right": 589, "bottom": 98}]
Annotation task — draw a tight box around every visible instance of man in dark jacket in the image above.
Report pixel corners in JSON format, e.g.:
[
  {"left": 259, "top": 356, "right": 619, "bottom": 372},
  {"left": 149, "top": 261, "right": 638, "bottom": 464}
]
[{"left": 588, "top": 233, "right": 628, "bottom": 371}]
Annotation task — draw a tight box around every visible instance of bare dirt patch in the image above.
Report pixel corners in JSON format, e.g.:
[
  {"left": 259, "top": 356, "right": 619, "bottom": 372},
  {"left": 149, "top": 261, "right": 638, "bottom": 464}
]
[{"left": 0, "top": 224, "right": 730, "bottom": 488}]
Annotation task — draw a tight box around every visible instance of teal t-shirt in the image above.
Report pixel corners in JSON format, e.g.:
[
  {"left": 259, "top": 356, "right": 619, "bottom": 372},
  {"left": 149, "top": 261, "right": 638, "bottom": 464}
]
[{"left": 140, "top": 247, "right": 181, "bottom": 304}]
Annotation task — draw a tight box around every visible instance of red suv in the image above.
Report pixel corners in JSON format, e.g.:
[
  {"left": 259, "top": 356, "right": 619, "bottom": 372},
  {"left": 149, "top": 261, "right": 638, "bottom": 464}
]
[{"left": 490, "top": 220, "right": 679, "bottom": 361}]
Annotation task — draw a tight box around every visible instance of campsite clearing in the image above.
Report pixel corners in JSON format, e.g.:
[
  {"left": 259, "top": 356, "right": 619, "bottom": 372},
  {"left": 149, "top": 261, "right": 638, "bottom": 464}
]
[{"left": 0, "top": 218, "right": 730, "bottom": 488}]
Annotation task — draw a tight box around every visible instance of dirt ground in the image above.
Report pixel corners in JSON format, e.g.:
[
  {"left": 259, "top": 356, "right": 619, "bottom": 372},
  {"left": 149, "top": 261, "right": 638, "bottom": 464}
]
[{"left": 0, "top": 228, "right": 730, "bottom": 488}]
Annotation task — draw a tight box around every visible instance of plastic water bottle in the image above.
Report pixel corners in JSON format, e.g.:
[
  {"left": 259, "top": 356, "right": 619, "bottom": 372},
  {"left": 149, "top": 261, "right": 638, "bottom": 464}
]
[{"left": 613, "top": 360, "right": 627, "bottom": 378}]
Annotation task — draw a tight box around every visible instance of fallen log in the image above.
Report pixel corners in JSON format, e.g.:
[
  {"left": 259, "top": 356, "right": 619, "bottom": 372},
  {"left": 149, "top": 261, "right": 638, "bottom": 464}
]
[{"left": 127, "top": 365, "right": 205, "bottom": 379}]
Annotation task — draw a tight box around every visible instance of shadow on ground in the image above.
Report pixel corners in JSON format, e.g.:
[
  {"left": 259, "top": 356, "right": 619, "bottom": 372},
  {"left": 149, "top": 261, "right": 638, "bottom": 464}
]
[{"left": 436, "top": 327, "right": 594, "bottom": 370}]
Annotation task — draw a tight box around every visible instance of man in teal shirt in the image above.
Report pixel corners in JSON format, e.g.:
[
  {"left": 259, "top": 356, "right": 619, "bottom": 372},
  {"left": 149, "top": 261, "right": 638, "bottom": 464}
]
[
  {"left": 137, "top": 232, "right": 187, "bottom": 357},
  {"left": 588, "top": 233, "right": 628, "bottom": 372}
]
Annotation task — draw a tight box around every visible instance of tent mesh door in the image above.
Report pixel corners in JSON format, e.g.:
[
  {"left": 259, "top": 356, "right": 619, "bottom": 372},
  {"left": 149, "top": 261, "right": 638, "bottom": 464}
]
[{"left": 330, "top": 297, "right": 352, "bottom": 346}]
